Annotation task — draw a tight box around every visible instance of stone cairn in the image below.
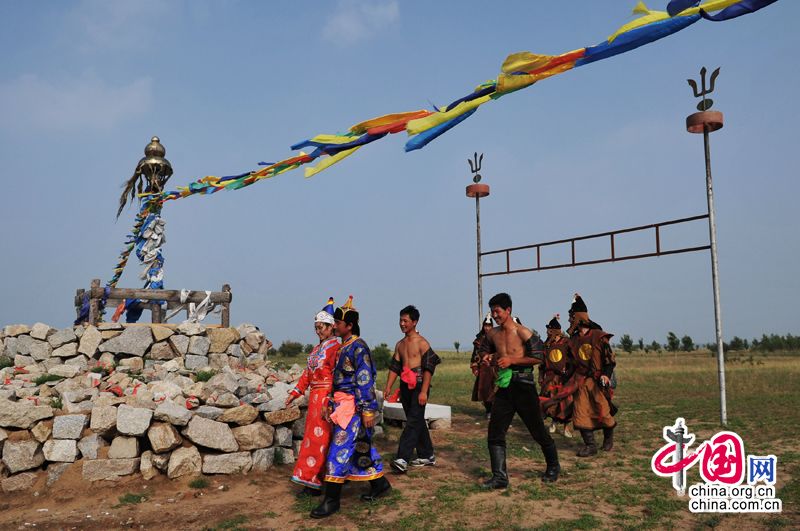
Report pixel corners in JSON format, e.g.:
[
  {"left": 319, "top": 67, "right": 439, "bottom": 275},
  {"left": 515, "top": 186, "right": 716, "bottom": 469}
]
[{"left": 0, "top": 322, "right": 325, "bottom": 493}]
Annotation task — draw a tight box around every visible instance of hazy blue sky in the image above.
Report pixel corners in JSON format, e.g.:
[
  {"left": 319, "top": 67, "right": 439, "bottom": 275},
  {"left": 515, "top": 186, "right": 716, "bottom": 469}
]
[{"left": 1, "top": 1, "right": 797, "bottom": 349}]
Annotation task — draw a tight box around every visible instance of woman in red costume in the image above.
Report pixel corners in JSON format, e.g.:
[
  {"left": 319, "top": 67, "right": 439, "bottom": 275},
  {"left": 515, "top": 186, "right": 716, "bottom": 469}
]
[{"left": 286, "top": 298, "right": 340, "bottom": 496}]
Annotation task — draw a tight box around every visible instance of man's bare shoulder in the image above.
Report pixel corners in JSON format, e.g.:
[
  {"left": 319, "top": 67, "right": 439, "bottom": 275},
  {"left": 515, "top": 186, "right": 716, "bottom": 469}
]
[
  {"left": 414, "top": 335, "right": 431, "bottom": 353},
  {"left": 517, "top": 326, "right": 534, "bottom": 341}
]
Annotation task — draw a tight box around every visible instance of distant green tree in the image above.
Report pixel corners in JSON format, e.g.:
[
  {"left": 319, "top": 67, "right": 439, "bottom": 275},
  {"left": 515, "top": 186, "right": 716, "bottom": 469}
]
[
  {"left": 638, "top": 338, "right": 644, "bottom": 351},
  {"left": 303, "top": 344, "right": 314, "bottom": 354},
  {"left": 729, "top": 336, "right": 746, "bottom": 351},
  {"left": 371, "top": 343, "right": 392, "bottom": 370},
  {"left": 454, "top": 341, "right": 460, "bottom": 353},
  {"left": 666, "top": 332, "right": 680, "bottom": 352},
  {"left": 620, "top": 334, "right": 634, "bottom": 353},
  {"left": 649, "top": 340, "right": 661, "bottom": 352},
  {"left": 680, "top": 335, "right": 695, "bottom": 352},
  {"left": 277, "top": 340, "right": 304, "bottom": 357}
]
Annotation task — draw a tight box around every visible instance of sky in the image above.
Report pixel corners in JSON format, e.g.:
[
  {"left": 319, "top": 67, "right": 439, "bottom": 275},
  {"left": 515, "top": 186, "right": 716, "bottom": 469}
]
[{"left": 0, "top": 1, "right": 797, "bottom": 350}]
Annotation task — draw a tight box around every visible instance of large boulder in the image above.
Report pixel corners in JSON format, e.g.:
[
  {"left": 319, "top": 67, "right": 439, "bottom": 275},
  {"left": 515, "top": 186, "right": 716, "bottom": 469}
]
[
  {"left": 48, "top": 364, "right": 79, "bottom": 378},
  {"left": 275, "top": 426, "right": 293, "bottom": 448},
  {"left": 77, "top": 433, "right": 107, "bottom": 460},
  {"left": 150, "top": 341, "right": 177, "bottom": 360},
  {"left": 151, "top": 325, "right": 174, "bottom": 343},
  {"left": 232, "top": 422, "right": 274, "bottom": 451},
  {"left": 1, "top": 472, "right": 38, "bottom": 492},
  {"left": 147, "top": 423, "right": 182, "bottom": 453},
  {"left": 188, "top": 336, "right": 211, "bottom": 356},
  {"left": 202, "top": 452, "right": 252, "bottom": 474},
  {"left": 2, "top": 440, "right": 44, "bottom": 473},
  {"left": 3, "top": 325, "right": 31, "bottom": 337},
  {"left": 167, "top": 446, "right": 201, "bottom": 479},
  {"left": 177, "top": 322, "right": 205, "bottom": 336},
  {"left": 43, "top": 439, "right": 78, "bottom": 462},
  {"left": 78, "top": 326, "right": 103, "bottom": 356},
  {"left": 181, "top": 416, "right": 238, "bottom": 452},
  {"left": 108, "top": 436, "right": 139, "bottom": 459},
  {"left": 168, "top": 335, "right": 189, "bottom": 356},
  {"left": 0, "top": 399, "right": 54, "bottom": 429},
  {"left": 48, "top": 328, "right": 77, "bottom": 348},
  {"left": 251, "top": 447, "right": 275, "bottom": 472},
  {"left": 217, "top": 404, "right": 258, "bottom": 426},
  {"left": 29, "top": 323, "right": 53, "bottom": 340},
  {"left": 154, "top": 402, "right": 192, "bottom": 426},
  {"left": 51, "top": 343, "right": 78, "bottom": 358},
  {"left": 99, "top": 327, "right": 153, "bottom": 357},
  {"left": 52, "top": 414, "right": 88, "bottom": 440},
  {"left": 116, "top": 405, "right": 153, "bottom": 436},
  {"left": 184, "top": 355, "right": 209, "bottom": 371},
  {"left": 263, "top": 406, "right": 302, "bottom": 426},
  {"left": 89, "top": 406, "right": 117, "bottom": 435},
  {"left": 82, "top": 458, "right": 140, "bottom": 481},
  {"left": 208, "top": 328, "right": 239, "bottom": 354},
  {"left": 140, "top": 450, "right": 158, "bottom": 480},
  {"left": 28, "top": 340, "right": 52, "bottom": 361}
]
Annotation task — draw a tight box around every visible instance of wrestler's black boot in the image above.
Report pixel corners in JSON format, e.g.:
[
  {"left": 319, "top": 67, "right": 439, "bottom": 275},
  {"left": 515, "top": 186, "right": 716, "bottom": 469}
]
[
  {"left": 576, "top": 430, "right": 598, "bottom": 457},
  {"left": 310, "top": 481, "right": 342, "bottom": 519},
  {"left": 360, "top": 475, "right": 392, "bottom": 501},
  {"left": 482, "top": 445, "right": 509, "bottom": 489},
  {"left": 602, "top": 427, "right": 615, "bottom": 451},
  {"left": 541, "top": 442, "right": 560, "bottom": 483}
]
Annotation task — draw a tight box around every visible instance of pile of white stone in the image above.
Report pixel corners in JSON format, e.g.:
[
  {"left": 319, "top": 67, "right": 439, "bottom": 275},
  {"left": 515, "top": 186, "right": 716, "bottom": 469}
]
[{"left": 0, "top": 322, "right": 312, "bottom": 493}]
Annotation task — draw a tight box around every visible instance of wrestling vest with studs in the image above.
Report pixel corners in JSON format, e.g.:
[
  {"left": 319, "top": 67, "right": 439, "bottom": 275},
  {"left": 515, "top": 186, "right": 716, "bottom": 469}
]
[
  {"left": 569, "top": 329, "right": 613, "bottom": 378},
  {"left": 544, "top": 339, "right": 570, "bottom": 376}
]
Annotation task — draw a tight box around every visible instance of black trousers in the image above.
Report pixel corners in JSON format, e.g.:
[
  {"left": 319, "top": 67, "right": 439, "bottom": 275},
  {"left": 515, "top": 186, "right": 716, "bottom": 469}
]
[
  {"left": 487, "top": 378, "right": 555, "bottom": 453},
  {"left": 396, "top": 381, "right": 434, "bottom": 461}
]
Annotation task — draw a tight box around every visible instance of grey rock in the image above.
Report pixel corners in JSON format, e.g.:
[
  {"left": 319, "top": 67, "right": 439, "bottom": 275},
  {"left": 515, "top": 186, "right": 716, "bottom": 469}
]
[
  {"left": 43, "top": 439, "right": 78, "bottom": 462},
  {"left": 184, "top": 354, "right": 209, "bottom": 371},
  {"left": 99, "top": 327, "right": 153, "bottom": 357},
  {"left": 276, "top": 447, "right": 295, "bottom": 465},
  {"left": 15, "top": 335, "right": 35, "bottom": 356},
  {"left": 98, "top": 322, "right": 124, "bottom": 331},
  {"left": 63, "top": 400, "right": 94, "bottom": 414},
  {"left": 151, "top": 325, "right": 174, "bottom": 342},
  {"left": 205, "top": 372, "right": 239, "bottom": 394},
  {"left": 64, "top": 355, "right": 89, "bottom": 370},
  {"left": 28, "top": 340, "right": 52, "bottom": 361},
  {"left": 13, "top": 355, "right": 34, "bottom": 367},
  {"left": 177, "top": 322, "right": 206, "bottom": 336},
  {"left": 291, "top": 413, "right": 307, "bottom": 438},
  {"left": 82, "top": 458, "right": 140, "bottom": 481},
  {"left": 168, "top": 335, "right": 190, "bottom": 356},
  {"left": 232, "top": 422, "right": 274, "bottom": 451},
  {"left": 48, "top": 328, "right": 77, "bottom": 348},
  {"left": 52, "top": 414, "right": 88, "bottom": 439},
  {"left": 3, "top": 336, "right": 20, "bottom": 357},
  {"left": 141, "top": 450, "right": 158, "bottom": 480},
  {"left": 181, "top": 416, "right": 238, "bottom": 452},
  {"left": 208, "top": 353, "right": 229, "bottom": 370},
  {"left": 149, "top": 341, "right": 176, "bottom": 360},
  {"left": 51, "top": 343, "right": 78, "bottom": 358},
  {"left": 154, "top": 402, "right": 192, "bottom": 426},
  {"left": 167, "top": 446, "right": 201, "bottom": 479},
  {"left": 263, "top": 406, "right": 302, "bottom": 426},
  {"left": 46, "top": 462, "right": 72, "bottom": 486},
  {"left": 188, "top": 335, "right": 211, "bottom": 356},
  {"left": 217, "top": 404, "right": 258, "bottom": 425},
  {"left": 108, "top": 436, "right": 139, "bottom": 458},
  {"left": 90, "top": 406, "right": 117, "bottom": 435},
  {"left": 0, "top": 399, "right": 54, "bottom": 429},
  {"left": 29, "top": 323, "right": 53, "bottom": 341},
  {"left": 251, "top": 447, "right": 275, "bottom": 472},
  {"left": 292, "top": 439, "right": 302, "bottom": 457},
  {"left": 78, "top": 326, "right": 103, "bottom": 356},
  {"left": 3, "top": 324, "right": 31, "bottom": 337},
  {"left": 147, "top": 422, "right": 182, "bottom": 453},
  {"left": 77, "top": 433, "right": 107, "bottom": 460},
  {"left": 275, "top": 426, "right": 293, "bottom": 448},
  {"left": 226, "top": 343, "right": 242, "bottom": 358},
  {"left": 116, "top": 404, "right": 153, "bottom": 436},
  {"left": 2, "top": 440, "right": 44, "bottom": 473},
  {"left": 202, "top": 451, "right": 252, "bottom": 474},
  {"left": 194, "top": 405, "right": 223, "bottom": 420},
  {"left": 151, "top": 452, "right": 170, "bottom": 471},
  {"left": 2, "top": 471, "right": 37, "bottom": 492},
  {"left": 48, "top": 364, "right": 79, "bottom": 378},
  {"left": 209, "top": 392, "right": 239, "bottom": 408}
]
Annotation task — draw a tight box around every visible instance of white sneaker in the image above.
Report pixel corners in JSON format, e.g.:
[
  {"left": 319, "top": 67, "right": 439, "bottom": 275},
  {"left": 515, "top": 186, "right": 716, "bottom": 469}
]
[
  {"left": 410, "top": 456, "right": 436, "bottom": 467},
  {"left": 391, "top": 458, "right": 408, "bottom": 473},
  {"left": 549, "top": 423, "right": 557, "bottom": 433}
]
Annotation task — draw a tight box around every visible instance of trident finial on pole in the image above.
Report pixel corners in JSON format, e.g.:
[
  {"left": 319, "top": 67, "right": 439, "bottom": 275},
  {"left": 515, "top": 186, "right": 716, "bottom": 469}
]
[
  {"left": 468, "top": 152, "right": 484, "bottom": 183},
  {"left": 687, "top": 66, "right": 721, "bottom": 111}
]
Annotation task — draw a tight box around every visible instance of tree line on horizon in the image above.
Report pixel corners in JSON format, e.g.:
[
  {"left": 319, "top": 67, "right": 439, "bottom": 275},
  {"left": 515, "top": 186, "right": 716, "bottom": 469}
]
[{"left": 615, "top": 332, "right": 800, "bottom": 354}]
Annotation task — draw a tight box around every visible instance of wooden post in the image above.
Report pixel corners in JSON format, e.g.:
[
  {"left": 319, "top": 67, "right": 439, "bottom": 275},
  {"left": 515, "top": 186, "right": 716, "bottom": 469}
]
[
  {"left": 151, "top": 302, "right": 163, "bottom": 324},
  {"left": 88, "top": 279, "right": 101, "bottom": 325},
  {"left": 221, "top": 284, "right": 232, "bottom": 327},
  {"left": 75, "top": 289, "right": 85, "bottom": 322}
]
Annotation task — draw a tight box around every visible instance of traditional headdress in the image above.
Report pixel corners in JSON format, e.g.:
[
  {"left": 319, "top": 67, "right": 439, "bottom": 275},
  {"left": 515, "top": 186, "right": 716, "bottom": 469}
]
[
  {"left": 315, "top": 297, "right": 336, "bottom": 325},
  {"left": 569, "top": 293, "right": 602, "bottom": 331},
  {"left": 334, "top": 295, "right": 360, "bottom": 336},
  {"left": 546, "top": 314, "right": 562, "bottom": 330},
  {"left": 512, "top": 316, "right": 523, "bottom": 325}
]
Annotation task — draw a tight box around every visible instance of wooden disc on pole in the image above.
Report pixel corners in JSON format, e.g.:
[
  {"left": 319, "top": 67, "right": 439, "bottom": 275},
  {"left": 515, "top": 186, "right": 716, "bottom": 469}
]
[
  {"left": 686, "top": 110, "right": 723, "bottom": 134},
  {"left": 466, "top": 183, "right": 490, "bottom": 198}
]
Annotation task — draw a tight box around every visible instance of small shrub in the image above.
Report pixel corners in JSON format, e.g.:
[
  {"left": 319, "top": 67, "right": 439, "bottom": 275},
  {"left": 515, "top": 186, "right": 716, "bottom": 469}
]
[
  {"left": 49, "top": 397, "right": 63, "bottom": 410},
  {"left": 117, "top": 492, "right": 147, "bottom": 505},
  {"left": 277, "top": 340, "right": 304, "bottom": 357},
  {"left": 0, "top": 355, "right": 13, "bottom": 369},
  {"left": 195, "top": 370, "right": 217, "bottom": 382},
  {"left": 33, "top": 374, "right": 65, "bottom": 385},
  {"left": 189, "top": 477, "right": 209, "bottom": 489}
]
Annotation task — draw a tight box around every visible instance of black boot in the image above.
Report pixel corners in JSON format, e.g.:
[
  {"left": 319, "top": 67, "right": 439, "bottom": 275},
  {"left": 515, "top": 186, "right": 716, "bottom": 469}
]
[
  {"left": 577, "top": 430, "right": 597, "bottom": 457},
  {"left": 296, "top": 486, "right": 322, "bottom": 498},
  {"left": 482, "top": 445, "right": 509, "bottom": 489},
  {"left": 310, "top": 481, "right": 342, "bottom": 519},
  {"left": 541, "top": 442, "right": 560, "bottom": 483},
  {"left": 360, "top": 475, "right": 392, "bottom": 501},
  {"left": 602, "top": 427, "right": 614, "bottom": 451}
]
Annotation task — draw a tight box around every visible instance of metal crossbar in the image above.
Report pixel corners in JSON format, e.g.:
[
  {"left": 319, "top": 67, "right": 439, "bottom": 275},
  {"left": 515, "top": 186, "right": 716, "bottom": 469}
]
[{"left": 480, "top": 214, "right": 710, "bottom": 277}]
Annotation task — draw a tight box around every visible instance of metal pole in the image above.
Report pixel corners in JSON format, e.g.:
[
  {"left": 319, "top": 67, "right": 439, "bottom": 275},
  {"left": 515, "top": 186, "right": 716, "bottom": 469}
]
[
  {"left": 476, "top": 195, "right": 484, "bottom": 323},
  {"left": 703, "top": 125, "right": 727, "bottom": 426}
]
